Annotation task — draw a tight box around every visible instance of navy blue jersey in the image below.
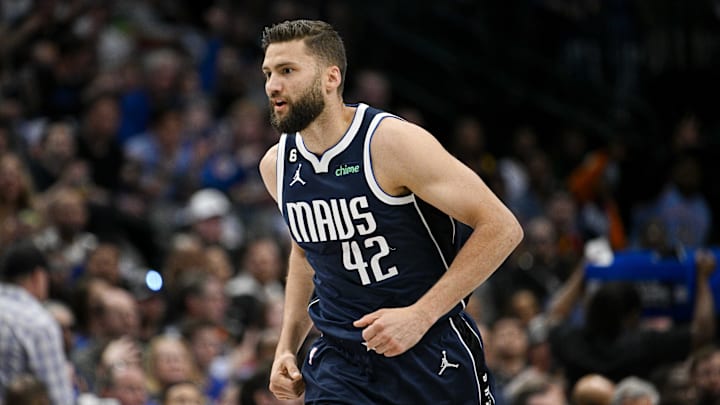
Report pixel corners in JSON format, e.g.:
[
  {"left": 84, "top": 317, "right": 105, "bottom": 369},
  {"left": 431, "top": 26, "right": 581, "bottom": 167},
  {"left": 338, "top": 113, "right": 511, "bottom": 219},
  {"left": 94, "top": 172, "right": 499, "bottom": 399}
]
[{"left": 277, "top": 103, "right": 471, "bottom": 342}]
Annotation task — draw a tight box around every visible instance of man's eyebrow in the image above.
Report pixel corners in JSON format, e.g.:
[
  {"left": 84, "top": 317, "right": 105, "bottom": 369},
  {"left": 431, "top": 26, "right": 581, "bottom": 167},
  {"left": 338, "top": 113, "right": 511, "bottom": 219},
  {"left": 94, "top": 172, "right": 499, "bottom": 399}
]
[{"left": 263, "top": 60, "right": 298, "bottom": 70}]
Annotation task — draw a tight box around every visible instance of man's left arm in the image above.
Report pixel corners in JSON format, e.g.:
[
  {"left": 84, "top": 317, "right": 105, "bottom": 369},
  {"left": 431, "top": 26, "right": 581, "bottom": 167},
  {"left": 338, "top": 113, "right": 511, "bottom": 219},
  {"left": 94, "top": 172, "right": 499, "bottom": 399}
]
[{"left": 354, "top": 119, "right": 523, "bottom": 356}]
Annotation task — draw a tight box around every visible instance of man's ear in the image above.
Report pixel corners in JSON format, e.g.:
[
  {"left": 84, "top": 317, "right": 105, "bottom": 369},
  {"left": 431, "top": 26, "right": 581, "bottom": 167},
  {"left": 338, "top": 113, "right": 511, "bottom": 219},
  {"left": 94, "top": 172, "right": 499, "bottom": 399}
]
[
  {"left": 325, "top": 65, "right": 342, "bottom": 93},
  {"left": 29, "top": 266, "right": 49, "bottom": 300}
]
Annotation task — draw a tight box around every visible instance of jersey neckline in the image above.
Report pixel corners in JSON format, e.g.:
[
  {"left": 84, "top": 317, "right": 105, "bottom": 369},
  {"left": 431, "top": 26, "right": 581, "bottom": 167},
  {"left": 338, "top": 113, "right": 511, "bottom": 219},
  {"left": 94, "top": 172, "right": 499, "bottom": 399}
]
[{"left": 294, "top": 103, "right": 368, "bottom": 173}]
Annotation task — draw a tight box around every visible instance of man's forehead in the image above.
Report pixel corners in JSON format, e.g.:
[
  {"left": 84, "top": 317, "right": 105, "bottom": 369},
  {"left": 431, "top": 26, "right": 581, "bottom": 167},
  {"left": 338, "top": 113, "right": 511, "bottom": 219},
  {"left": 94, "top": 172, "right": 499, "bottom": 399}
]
[{"left": 263, "top": 40, "right": 311, "bottom": 66}]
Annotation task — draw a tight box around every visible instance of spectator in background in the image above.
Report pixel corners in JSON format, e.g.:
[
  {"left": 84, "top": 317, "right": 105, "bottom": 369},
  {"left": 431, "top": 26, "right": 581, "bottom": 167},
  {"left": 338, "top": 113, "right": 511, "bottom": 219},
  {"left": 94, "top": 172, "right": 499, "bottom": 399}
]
[
  {"left": 649, "top": 361, "right": 696, "bottom": 405},
  {"left": 567, "top": 137, "right": 628, "bottom": 250},
  {"left": 161, "top": 253, "right": 221, "bottom": 319},
  {"left": 545, "top": 190, "right": 584, "bottom": 265},
  {"left": 44, "top": 299, "right": 88, "bottom": 394},
  {"left": 144, "top": 334, "right": 202, "bottom": 402},
  {"left": 0, "top": 240, "right": 74, "bottom": 405},
  {"left": 181, "top": 319, "right": 229, "bottom": 401},
  {"left": 549, "top": 250, "right": 717, "bottom": 386},
  {"left": 0, "top": 152, "right": 43, "bottom": 247},
  {"left": 203, "top": 98, "right": 275, "bottom": 208},
  {"left": 498, "top": 125, "right": 539, "bottom": 212},
  {"left": 161, "top": 381, "right": 206, "bottom": 405},
  {"left": 34, "top": 186, "right": 97, "bottom": 300},
  {"left": 503, "top": 368, "right": 569, "bottom": 405},
  {"left": 448, "top": 116, "right": 505, "bottom": 198},
  {"left": 83, "top": 242, "right": 123, "bottom": 287},
  {"left": 68, "top": 276, "right": 113, "bottom": 352},
  {"left": 525, "top": 313, "right": 557, "bottom": 377},
  {"left": 489, "top": 216, "right": 568, "bottom": 315},
  {"left": 3, "top": 373, "right": 51, "bottom": 405},
  {"left": 611, "top": 376, "right": 659, "bottom": 405},
  {"left": 508, "top": 149, "right": 558, "bottom": 226},
  {"left": 181, "top": 188, "right": 244, "bottom": 254},
  {"left": 215, "top": 382, "right": 240, "bottom": 405},
  {"left": 117, "top": 48, "right": 186, "bottom": 144},
  {"left": 508, "top": 289, "right": 542, "bottom": 328},
  {"left": 76, "top": 92, "right": 125, "bottom": 194},
  {"left": 226, "top": 237, "right": 285, "bottom": 339},
  {"left": 689, "top": 345, "right": 720, "bottom": 405},
  {"left": 43, "top": 300, "right": 76, "bottom": 357},
  {"left": 27, "top": 120, "right": 78, "bottom": 193},
  {"left": 72, "top": 286, "right": 141, "bottom": 391},
  {"left": 132, "top": 279, "right": 168, "bottom": 344},
  {"left": 450, "top": 117, "right": 490, "bottom": 171},
  {"left": 488, "top": 316, "right": 532, "bottom": 403},
  {"left": 204, "top": 245, "right": 234, "bottom": 284},
  {"left": 98, "top": 363, "right": 152, "bottom": 405},
  {"left": 571, "top": 373, "right": 615, "bottom": 405},
  {"left": 651, "top": 153, "right": 711, "bottom": 250},
  {"left": 123, "top": 104, "right": 197, "bottom": 202},
  {"left": 167, "top": 271, "right": 228, "bottom": 337}
]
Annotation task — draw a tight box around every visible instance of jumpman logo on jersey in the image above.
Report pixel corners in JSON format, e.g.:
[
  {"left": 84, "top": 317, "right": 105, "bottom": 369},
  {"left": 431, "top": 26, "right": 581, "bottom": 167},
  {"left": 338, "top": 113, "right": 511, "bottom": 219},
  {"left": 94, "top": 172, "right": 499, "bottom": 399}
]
[
  {"left": 438, "top": 350, "right": 460, "bottom": 375},
  {"left": 289, "top": 164, "right": 306, "bottom": 186}
]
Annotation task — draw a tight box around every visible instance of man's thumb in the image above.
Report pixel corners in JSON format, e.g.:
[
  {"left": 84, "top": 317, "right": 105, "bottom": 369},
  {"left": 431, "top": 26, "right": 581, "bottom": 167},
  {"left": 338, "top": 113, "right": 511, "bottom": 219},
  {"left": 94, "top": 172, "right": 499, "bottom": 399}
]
[{"left": 286, "top": 363, "right": 302, "bottom": 380}]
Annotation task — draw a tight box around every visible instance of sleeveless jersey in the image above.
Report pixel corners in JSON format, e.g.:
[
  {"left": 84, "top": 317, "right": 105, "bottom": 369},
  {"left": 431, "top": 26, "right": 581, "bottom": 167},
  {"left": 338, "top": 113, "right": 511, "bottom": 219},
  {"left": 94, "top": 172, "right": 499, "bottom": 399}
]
[{"left": 277, "top": 103, "right": 471, "bottom": 342}]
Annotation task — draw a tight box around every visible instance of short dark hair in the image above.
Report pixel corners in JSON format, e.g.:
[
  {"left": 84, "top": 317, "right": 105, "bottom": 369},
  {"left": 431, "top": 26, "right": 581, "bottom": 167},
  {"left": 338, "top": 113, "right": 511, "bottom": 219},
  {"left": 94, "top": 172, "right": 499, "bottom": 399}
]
[
  {"left": 585, "top": 281, "right": 642, "bottom": 339},
  {"left": 0, "top": 240, "right": 48, "bottom": 282},
  {"left": 261, "top": 19, "right": 347, "bottom": 93},
  {"left": 4, "top": 373, "right": 50, "bottom": 405}
]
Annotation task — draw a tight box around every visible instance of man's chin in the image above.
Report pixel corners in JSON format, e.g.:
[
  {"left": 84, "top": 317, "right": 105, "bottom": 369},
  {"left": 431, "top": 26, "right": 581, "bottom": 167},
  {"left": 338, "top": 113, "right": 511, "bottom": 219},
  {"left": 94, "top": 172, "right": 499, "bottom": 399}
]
[{"left": 273, "top": 118, "right": 308, "bottom": 134}]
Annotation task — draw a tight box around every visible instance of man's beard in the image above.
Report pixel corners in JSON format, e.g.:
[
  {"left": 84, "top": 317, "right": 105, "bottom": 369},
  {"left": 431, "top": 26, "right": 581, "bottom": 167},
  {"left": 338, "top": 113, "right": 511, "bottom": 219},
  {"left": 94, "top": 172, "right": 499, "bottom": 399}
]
[{"left": 270, "top": 78, "right": 325, "bottom": 134}]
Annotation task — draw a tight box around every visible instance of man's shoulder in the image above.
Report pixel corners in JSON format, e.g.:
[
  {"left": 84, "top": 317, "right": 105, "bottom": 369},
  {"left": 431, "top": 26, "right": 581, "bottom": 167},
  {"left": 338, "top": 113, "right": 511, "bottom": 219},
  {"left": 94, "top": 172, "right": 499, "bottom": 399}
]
[
  {"left": 259, "top": 144, "right": 279, "bottom": 174},
  {"left": 262, "top": 143, "right": 280, "bottom": 158},
  {"left": 0, "top": 287, "right": 55, "bottom": 329}
]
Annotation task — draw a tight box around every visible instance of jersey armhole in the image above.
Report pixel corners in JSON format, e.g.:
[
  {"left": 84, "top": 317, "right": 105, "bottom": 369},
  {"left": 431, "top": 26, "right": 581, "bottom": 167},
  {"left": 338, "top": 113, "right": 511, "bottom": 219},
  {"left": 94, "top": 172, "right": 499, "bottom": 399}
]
[{"left": 363, "top": 114, "right": 415, "bottom": 206}]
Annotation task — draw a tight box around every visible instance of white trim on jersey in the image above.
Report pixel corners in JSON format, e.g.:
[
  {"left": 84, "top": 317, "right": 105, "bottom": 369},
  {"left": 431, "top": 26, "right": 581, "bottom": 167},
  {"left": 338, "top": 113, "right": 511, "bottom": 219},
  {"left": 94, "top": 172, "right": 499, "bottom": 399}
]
[
  {"left": 450, "top": 317, "right": 486, "bottom": 405},
  {"left": 276, "top": 134, "right": 287, "bottom": 213},
  {"left": 308, "top": 297, "right": 320, "bottom": 310},
  {"left": 412, "top": 197, "right": 451, "bottom": 270},
  {"left": 295, "top": 103, "right": 369, "bottom": 173},
  {"left": 363, "top": 112, "right": 414, "bottom": 205}
]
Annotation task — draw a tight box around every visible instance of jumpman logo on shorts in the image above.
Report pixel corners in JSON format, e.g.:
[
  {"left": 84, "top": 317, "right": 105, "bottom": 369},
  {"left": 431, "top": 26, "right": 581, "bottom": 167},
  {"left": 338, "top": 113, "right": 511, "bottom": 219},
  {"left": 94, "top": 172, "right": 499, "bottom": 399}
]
[
  {"left": 290, "top": 164, "right": 306, "bottom": 186},
  {"left": 438, "top": 350, "right": 460, "bottom": 375}
]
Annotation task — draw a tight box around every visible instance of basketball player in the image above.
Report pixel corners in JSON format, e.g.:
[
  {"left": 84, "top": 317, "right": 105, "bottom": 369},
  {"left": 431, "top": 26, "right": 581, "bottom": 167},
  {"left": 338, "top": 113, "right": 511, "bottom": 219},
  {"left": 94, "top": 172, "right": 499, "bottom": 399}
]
[{"left": 259, "top": 19, "right": 523, "bottom": 404}]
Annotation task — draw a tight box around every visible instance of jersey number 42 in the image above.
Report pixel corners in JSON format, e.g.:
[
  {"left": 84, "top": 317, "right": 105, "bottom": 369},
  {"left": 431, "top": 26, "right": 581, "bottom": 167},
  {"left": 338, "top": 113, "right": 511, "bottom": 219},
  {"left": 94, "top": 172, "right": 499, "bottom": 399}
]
[{"left": 342, "top": 236, "right": 399, "bottom": 285}]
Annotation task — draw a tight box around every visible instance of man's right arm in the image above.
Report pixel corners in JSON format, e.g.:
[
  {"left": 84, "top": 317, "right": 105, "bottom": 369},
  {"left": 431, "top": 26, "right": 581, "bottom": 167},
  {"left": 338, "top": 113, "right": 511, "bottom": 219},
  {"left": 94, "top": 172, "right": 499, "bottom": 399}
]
[
  {"left": 259, "top": 146, "right": 315, "bottom": 399},
  {"left": 691, "top": 249, "right": 716, "bottom": 348},
  {"left": 275, "top": 242, "right": 316, "bottom": 353}
]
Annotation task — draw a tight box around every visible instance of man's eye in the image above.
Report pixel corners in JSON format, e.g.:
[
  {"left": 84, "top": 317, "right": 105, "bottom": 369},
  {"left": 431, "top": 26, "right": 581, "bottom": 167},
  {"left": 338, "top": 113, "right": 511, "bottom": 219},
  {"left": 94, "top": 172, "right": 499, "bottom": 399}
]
[{"left": 283, "top": 68, "right": 293, "bottom": 74}]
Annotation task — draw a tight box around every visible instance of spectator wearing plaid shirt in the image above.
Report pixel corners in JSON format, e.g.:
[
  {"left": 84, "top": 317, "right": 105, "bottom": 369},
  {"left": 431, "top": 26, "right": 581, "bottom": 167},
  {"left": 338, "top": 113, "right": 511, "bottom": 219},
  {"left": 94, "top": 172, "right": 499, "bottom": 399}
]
[{"left": 0, "top": 240, "right": 74, "bottom": 405}]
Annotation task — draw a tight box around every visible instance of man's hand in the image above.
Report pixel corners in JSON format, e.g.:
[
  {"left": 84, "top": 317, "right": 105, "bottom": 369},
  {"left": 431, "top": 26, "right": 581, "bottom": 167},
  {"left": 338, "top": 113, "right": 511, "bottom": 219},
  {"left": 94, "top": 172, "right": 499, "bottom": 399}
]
[
  {"left": 101, "top": 336, "right": 142, "bottom": 370},
  {"left": 353, "top": 306, "right": 434, "bottom": 357},
  {"left": 269, "top": 352, "right": 304, "bottom": 400}
]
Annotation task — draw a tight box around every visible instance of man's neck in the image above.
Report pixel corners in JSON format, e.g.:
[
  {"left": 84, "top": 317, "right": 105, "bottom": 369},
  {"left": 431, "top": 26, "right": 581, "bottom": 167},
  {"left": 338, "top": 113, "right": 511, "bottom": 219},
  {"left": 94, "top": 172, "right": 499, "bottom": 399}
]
[
  {"left": 0, "top": 281, "right": 40, "bottom": 301},
  {"left": 298, "top": 102, "right": 355, "bottom": 155}
]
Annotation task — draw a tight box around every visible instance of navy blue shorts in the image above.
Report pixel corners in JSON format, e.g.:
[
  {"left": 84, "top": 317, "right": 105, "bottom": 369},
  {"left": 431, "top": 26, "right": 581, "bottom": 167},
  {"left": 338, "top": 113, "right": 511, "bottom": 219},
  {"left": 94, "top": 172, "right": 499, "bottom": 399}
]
[{"left": 301, "top": 312, "right": 496, "bottom": 405}]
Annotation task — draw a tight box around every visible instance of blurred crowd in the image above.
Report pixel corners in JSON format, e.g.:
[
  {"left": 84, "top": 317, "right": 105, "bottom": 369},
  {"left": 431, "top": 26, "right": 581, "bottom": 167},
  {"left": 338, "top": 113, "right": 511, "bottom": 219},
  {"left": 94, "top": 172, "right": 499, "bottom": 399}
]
[{"left": 0, "top": 1, "right": 719, "bottom": 405}]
